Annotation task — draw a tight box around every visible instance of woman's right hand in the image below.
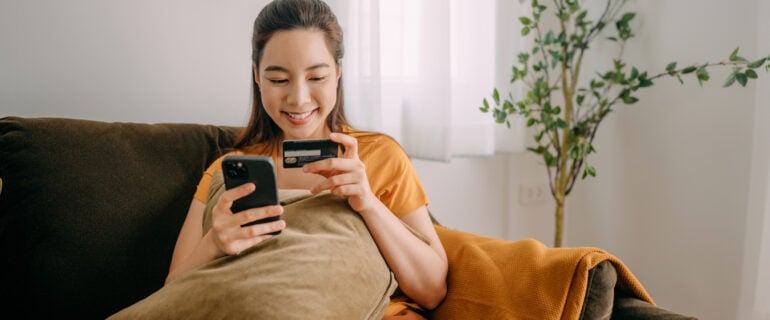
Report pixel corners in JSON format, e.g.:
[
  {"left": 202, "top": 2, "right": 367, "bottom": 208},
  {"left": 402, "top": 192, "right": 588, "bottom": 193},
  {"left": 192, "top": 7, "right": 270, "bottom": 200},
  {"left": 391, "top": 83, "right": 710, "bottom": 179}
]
[{"left": 208, "top": 182, "right": 285, "bottom": 256}]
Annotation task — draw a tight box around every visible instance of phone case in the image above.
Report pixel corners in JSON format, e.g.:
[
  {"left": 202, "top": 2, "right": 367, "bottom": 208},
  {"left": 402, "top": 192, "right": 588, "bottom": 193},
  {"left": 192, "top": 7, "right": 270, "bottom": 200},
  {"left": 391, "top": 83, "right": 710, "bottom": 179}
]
[{"left": 222, "top": 155, "right": 281, "bottom": 233}]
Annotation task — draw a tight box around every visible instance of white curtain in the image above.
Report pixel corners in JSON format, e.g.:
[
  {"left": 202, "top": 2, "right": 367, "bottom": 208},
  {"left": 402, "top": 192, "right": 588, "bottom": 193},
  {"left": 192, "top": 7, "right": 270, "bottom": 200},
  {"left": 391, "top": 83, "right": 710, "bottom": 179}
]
[{"left": 328, "top": 0, "right": 512, "bottom": 161}]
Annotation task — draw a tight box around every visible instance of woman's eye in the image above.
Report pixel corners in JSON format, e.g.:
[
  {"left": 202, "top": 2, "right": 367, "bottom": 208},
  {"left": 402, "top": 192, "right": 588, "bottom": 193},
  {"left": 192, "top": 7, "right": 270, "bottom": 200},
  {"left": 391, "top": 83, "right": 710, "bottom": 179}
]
[
  {"left": 309, "top": 76, "right": 326, "bottom": 82},
  {"left": 269, "top": 79, "right": 288, "bottom": 84}
]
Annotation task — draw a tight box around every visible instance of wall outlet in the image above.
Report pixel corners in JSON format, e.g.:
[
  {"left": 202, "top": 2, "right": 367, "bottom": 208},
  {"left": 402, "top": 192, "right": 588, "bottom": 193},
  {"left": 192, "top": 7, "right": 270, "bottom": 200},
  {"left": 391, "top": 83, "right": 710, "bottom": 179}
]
[{"left": 518, "top": 182, "right": 549, "bottom": 206}]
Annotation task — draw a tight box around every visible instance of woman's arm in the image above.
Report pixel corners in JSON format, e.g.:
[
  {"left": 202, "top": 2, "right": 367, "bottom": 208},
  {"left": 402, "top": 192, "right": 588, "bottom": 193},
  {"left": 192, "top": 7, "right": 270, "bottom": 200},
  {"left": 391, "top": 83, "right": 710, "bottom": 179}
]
[
  {"left": 165, "top": 184, "right": 285, "bottom": 284},
  {"left": 357, "top": 203, "right": 448, "bottom": 309},
  {"left": 306, "top": 133, "right": 448, "bottom": 309}
]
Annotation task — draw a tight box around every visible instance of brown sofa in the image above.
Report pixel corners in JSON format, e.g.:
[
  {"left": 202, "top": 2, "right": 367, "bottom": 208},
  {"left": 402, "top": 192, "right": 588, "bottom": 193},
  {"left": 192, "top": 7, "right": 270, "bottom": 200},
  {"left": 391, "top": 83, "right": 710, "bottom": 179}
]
[{"left": 0, "top": 116, "right": 696, "bottom": 319}]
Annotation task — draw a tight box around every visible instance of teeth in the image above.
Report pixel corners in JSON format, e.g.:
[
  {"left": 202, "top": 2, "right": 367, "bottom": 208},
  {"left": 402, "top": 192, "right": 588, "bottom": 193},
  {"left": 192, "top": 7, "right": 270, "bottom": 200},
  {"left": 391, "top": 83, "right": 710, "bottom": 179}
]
[{"left": 287, "top": 111, "right": 313, "bottom": 120}]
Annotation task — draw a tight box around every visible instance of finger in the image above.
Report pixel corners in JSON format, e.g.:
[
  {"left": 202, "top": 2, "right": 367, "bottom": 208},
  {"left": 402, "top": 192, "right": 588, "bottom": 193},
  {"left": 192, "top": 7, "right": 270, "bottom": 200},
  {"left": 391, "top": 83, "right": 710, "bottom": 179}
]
[
  {"left": 310, "top": 172, "right": 359, "bottom": 194},
  {"left": 240, "top": 218, "right": 286, "bottom": 239},
  {"left": 330, "top": 132, "right": 358, "bottom": 159},
  {"left": 231, "top": 234, "right": 277, "bottom": 255},
  {"left": 303, "top": 157, "right": 360, "bottom": 177},
  {"left": 237, "top": 205, "right": 284, "bottom": 226},
  {"left": 331, "top": 184, "right": 363, "bottom": 197},
  {"left": 216, "top": 182, "right": 256, "bottom": 212}
]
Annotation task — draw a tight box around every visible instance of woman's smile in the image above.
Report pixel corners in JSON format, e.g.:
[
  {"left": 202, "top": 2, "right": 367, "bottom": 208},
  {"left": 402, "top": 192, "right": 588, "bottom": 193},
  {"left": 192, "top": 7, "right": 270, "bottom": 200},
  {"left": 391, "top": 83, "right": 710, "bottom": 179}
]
[{"left": 283, "top": 109, "right": 317, "bottom": 125}]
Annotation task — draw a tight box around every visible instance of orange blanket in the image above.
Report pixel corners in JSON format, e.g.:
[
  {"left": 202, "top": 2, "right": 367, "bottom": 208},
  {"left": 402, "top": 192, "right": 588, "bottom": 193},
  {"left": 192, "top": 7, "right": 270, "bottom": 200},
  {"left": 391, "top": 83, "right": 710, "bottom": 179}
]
[{"left": 386, "top": 225, "right": 653, "bottom": 320}]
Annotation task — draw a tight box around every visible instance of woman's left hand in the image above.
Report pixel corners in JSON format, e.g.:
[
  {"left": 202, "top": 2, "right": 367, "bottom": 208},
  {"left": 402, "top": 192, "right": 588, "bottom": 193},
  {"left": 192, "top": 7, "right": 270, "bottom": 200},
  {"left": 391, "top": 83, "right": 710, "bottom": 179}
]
[{"left": 304, "top": 132, "right": 379, "bottom": 213}]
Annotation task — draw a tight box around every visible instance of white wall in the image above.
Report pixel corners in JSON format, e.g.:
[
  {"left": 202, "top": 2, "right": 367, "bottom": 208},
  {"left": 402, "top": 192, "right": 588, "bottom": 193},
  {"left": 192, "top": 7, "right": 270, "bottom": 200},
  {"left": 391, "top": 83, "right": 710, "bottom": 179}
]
[
  {"left": 564, "top": 1, "right": 767, "bottom": 319},
  {"left": 2, "top": 0, "right": 768, "bottom": 319},
  {"left": 0, "top": 0, "right": 269, "bottom": 125},
  {"left": 740, "top": 0, "right": 770, "bottom": 319}
]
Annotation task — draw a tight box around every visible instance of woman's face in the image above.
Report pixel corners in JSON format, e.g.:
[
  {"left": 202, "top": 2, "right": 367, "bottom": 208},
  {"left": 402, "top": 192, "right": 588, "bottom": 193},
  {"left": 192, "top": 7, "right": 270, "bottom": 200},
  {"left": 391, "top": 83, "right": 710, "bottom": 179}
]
[{"left": 255, "top": 29, "right": 341, "bottom": 141}]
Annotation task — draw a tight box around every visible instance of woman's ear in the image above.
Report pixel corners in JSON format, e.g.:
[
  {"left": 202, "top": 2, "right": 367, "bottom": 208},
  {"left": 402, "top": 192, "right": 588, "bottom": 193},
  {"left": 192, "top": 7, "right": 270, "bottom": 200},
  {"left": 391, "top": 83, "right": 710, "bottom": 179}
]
[{"left": 253, "top": 64, "right": 260, "bottom": 87}]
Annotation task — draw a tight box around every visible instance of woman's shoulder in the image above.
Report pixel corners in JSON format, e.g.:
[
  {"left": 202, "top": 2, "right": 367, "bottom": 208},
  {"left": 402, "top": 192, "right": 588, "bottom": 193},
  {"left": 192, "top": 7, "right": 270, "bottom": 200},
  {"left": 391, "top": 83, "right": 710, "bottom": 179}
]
[{"left": 342, "top": 126, "right": 413, "bottom": 170}]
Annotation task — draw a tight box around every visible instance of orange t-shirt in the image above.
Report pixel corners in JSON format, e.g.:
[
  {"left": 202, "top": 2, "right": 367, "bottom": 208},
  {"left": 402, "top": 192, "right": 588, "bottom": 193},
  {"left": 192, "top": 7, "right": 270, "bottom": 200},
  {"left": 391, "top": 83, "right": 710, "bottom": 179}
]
[{"left": 193, "top": 127, "right": 429, "bottom": 218}]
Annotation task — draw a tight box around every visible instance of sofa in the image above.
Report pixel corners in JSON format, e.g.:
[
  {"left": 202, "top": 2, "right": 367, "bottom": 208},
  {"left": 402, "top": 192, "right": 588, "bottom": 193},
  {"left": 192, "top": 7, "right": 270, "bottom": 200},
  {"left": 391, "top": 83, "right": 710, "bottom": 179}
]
[{"left": 0, "top": 116, "right": 697, "bottom": 319}]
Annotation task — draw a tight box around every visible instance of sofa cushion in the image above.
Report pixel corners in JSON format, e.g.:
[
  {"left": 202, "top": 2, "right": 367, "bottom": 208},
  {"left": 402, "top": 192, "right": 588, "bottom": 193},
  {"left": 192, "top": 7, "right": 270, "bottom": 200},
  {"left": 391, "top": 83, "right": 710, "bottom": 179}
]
[
  {"left": 108, "top": 187, "right": 398, "bottom": 320},
  {"left": 0, "top": 117, "right": 240, "bottom": 319}
]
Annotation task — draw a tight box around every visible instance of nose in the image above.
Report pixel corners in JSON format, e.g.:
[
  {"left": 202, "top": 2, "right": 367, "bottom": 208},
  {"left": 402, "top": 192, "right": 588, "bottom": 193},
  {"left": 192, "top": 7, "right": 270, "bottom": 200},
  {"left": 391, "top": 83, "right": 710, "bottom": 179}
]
[{"left": 286, "top": 81, "right": 311, "bottom": 107}]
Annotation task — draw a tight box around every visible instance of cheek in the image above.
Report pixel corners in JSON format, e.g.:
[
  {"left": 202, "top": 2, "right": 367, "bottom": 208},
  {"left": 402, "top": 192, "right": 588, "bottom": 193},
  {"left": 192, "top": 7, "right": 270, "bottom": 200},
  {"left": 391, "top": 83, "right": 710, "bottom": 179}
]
[
  {"left": 260, "top": 88, "right": 282, "bottom": 109},
  {"left": 319, "top": 83, "right": 338, "bottom": 106}
]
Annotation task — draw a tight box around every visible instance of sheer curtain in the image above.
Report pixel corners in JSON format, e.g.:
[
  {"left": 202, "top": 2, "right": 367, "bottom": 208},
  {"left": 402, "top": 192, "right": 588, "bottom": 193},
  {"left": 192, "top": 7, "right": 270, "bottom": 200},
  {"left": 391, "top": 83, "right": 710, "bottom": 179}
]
[{"left": 328, "top": 0, "right": 516, "bottom": 161}]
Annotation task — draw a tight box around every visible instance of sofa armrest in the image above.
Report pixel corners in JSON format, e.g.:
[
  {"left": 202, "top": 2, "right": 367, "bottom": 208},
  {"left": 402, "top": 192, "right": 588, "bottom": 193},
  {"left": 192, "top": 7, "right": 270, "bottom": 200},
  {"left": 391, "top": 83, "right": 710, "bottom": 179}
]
[
  {"left": 611, "top": 291, "right": 698, "bottom": 320},
  {"left": 578, "top": 260, "right": 698, "bottom": 320}
]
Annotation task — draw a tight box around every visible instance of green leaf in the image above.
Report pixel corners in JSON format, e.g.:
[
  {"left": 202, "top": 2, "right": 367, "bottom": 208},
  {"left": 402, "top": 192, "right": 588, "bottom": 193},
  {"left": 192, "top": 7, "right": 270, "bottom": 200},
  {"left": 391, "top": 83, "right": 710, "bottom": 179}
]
[
  {"left": 729, "top": 47, "right": 748, "bottom": 62},
  {"left": 682, "top": 66, "right": 697, "bottom": 74},
  {"left": 723, "top": 72, "right": 737, "bottom": 88},
  {"left": 544, "top": 149, "right": 557, "bottom": 167},
  {"left": 482, "top": 98, "right": 490, "bottom": 111},
  {"left": 527, "top": 118, "right": 537, "bottom": 127},
  {"left": 519, "top": 16, "right": 532, "bottom": 25},
  {"left": 630, "top": 67, "right": 639, "bottom": 80},
  {"left": 503, "top": 100, "right": 515, "bottom": 112},
  {"left": 746, "top": 69, "right": 758, "bottom": 79},
  {"left": 522, "top": 26, "right": 531, "bottom": 36},
  {"left": 623, "top": 95, "right": 639, "bottom": 104},
  {"left": 569, "top": 146, "right": 579, "bottom": 159},
  {"left": 620, "top": 12, "right": 636, "bottom": 23},
  {"left": 729, "top": 47, "right": 740, "bottom": 61},
  {"left": 736, "top": 73, "right": 748, "bottom": 87},
  {"left": 638, "top": 72, "right": 653, "bottom": 88},
  {"left": 493, "top": 109, "right": 506, "bottom": 123},
  {"left": 493, "top": 88, "right": 500, "bottom": 105},
  {"left": 696, "top": 67, "right": 710, "bottom": 86},
  {"left": 585, "top": 164, "right": 596, "bottom": 178},
  {"left": 747, "top": 58, "right": 767, "bottom": 69},
  {"left": 666, "top": 62, "right": 677, "bottom": 74},
  {"left": 577, "top": 94, "right": 585, "bottom": 105},
  {"left": 545, "top": 31, "right": 555, "bottom": 44},
  {"left": 586, "top": 143, "right": 596, "bottom": 154},
  {"left": 577, "top": 10, "right": 588, "bottom": 22}
]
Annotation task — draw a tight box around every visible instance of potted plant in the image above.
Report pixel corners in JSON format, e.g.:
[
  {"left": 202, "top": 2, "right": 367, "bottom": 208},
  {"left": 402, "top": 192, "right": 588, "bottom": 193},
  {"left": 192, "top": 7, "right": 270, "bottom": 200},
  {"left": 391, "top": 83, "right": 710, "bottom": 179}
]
[{"left": 480, "top": 0, "right": 770, "bottom": 247}]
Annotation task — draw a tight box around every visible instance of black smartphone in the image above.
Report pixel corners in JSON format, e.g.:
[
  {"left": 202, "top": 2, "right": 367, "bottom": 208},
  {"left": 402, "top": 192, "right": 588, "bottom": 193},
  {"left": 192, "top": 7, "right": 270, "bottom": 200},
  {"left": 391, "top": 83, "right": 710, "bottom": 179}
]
[
  {"left": 282, "top": 139, "right": 339, "bottom": 168},
  {"left": 221, "top": 155, "right": 281, "bottom": 234}
]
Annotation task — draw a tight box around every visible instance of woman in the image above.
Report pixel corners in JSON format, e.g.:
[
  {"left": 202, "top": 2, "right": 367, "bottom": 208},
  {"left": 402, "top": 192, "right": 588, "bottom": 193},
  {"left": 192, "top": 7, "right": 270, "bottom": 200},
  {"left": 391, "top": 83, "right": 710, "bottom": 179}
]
[{"left": 164, "top": 0, "right": 448, "bottom": 315}]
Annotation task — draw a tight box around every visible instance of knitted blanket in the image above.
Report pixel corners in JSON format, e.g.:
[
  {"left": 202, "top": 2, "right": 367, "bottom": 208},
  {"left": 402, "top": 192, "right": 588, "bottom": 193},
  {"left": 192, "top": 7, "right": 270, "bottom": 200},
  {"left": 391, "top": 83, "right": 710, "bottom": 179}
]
[{"left": 425, "top": 225, "right": 654, "bottom": 320}]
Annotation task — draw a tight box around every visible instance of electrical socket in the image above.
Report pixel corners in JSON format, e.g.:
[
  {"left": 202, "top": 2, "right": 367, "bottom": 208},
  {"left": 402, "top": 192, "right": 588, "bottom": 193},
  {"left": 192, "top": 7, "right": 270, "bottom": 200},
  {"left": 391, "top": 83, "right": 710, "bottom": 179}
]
[{"left": 518, "top": 182, "right": 549, "bottom": 206}]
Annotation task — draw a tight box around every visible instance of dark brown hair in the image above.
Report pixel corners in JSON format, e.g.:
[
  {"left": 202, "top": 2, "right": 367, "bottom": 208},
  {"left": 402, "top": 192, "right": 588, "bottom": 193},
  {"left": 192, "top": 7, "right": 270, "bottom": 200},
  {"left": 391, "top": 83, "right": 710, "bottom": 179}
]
[{"left": 233, "top": 0, "right": 347, "bottom": 152}]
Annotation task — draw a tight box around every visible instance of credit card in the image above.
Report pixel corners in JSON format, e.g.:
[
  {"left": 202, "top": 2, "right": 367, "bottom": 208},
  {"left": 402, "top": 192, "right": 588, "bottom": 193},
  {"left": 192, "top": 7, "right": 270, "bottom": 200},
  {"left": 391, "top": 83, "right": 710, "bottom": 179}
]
[{"left": 282, "top": 139, "right": 339, "bottom": 168}]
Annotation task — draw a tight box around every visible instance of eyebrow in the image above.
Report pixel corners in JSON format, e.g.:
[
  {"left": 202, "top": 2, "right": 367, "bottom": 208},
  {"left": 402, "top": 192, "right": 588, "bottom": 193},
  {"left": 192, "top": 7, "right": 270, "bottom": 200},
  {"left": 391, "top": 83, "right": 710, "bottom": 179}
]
[{"left": 263, "top": 63, "right": 331, "bottom": 73}]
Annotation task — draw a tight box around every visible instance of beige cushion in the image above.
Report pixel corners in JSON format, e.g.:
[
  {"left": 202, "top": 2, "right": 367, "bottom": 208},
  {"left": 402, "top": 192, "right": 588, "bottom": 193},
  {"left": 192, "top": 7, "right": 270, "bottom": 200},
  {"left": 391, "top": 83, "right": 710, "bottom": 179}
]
[{"left": 108, "top": 171, "right": 397, "bottom": 320}]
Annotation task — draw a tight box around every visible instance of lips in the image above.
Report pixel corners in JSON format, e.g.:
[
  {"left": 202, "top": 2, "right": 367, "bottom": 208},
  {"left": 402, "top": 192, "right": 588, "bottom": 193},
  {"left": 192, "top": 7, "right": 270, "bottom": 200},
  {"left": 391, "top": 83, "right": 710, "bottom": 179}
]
[{"left": 282, "top": 109, "right": 317, "bottom": 125}]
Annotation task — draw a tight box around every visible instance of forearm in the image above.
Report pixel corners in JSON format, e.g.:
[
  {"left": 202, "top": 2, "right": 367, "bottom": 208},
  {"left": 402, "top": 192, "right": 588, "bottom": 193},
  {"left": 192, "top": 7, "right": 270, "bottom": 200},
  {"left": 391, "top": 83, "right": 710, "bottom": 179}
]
[
  {"left": 359, "top": 202, "right": 448, "bottom": 309},
  {"left": 165, "top": 232, "right": 221, "bottom": 284}
]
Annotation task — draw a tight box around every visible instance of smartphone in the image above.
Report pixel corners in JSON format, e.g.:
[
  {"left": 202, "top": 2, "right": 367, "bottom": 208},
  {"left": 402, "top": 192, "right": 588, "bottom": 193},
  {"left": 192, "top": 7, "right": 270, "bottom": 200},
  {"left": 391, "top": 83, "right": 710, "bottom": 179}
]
[
  {"left": 282, "top": 139, "right": 339, "bottom": 168},
  {"left": 221, "top": 155, "right": 281, "bottom": 234}
]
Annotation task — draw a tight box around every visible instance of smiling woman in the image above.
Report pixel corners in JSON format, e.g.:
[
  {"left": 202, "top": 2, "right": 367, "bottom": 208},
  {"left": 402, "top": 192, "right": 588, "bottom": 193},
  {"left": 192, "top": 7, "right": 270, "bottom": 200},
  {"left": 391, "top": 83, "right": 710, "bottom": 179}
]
[{"left": 117, "top": 0, "right": 450, "bottom": 318}]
